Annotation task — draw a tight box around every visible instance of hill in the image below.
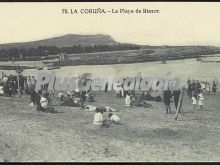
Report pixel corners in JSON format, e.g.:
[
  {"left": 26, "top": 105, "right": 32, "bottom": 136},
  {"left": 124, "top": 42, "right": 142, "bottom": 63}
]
[
  {"left": 1, "top": 34, "right": 220, "bottom": 64},
  {"left": 0, "top": 34, "right": 119, "bottom": 50}
]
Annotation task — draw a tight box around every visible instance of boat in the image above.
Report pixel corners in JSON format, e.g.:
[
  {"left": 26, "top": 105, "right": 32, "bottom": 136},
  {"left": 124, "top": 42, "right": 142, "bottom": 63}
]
[{"left": 46, "top": 65, "right": 60, "bottom": 70}]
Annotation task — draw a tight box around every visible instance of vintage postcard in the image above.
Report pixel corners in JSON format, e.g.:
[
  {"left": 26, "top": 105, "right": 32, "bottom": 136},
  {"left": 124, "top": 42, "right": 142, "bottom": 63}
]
[{"left": 0, "top": 2, "right": 219, "bottom": 162}]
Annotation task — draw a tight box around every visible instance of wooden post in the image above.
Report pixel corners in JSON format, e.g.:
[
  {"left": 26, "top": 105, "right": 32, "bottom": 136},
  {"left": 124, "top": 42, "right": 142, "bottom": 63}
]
[{"left": 174, "top": 87, "right": 185, "bottom": 121}]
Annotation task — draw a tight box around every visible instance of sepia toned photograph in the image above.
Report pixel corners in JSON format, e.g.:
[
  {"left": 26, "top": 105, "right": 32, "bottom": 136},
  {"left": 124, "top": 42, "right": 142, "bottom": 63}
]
[{"left": 0, "top": 2, "right": 220, "bottom": 162}]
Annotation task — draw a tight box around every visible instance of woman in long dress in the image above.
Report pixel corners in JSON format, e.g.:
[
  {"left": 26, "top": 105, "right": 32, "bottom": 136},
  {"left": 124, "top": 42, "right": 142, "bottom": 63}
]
[
  {"left": 125, "top": 94, "right": 131, "bottom": 107},
  {"left": 198, "top": 93, "right": 204, "bottom": 110}
]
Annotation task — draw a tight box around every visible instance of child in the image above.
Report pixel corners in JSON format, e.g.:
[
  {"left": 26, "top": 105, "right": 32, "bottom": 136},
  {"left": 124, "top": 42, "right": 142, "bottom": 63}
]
[
  {"left": 58, "top": 92, "right": 65, "bottom": 106},
  {"left": 40, "top": 92, "right": 50, "bottom": 112},
  {"left": 108, "top": 113, "right": 120, "bottom": 124},
  {"left": 198, "top": 93, "right": 204, "bottom": 110},
  {"left": 30, "top": 90, "right": 41, "bottom": 112},
  {"left": 93, "top": 108, "right": 103, "bottom": 125},
  {"left": 84, "top": 104, "right": 97, "bottom": 112},
  {"left": 125, "top": 94, "right": 131, "bottom": 107},
  {"left": 191, "top": 94, "right": 197, "bottom": 110}
]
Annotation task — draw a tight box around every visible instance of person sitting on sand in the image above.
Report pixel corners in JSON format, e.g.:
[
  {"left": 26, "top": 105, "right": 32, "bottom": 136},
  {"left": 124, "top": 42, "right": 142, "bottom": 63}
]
[
  {"left": 93, "top": 108, "right": 104, "bottom": 125},
  {"left": 108, "top": 113, "right": 120, "bottom": 124},
  {"left": 58, "top": 92, "right": 65, "bottom": 106},
  {"left": 40, "top": 93, "right": 48, "bottom": 109},
  {"left": 191, "top": 94, "right": 197, "bottom": 110},
  {"left": 105, "top": 106, "right": 116, "bottom": 112},
  {"left": 73, "top": 88, "right": 81, "bottom": 104},
  {"left": 131, "top": 95, "right": 152, "bottom": 108},
  {"left": 84, "top": 104, "right": 97, "bottom": 112},
  {"left": 116, "top": 89, "right": 122, "bottom": 98},
  {"left": 85, "top": 91, "right": 95, "bottom": 102},
  {"left": 67, "top": 90, "right": 74, "bottom": 97},
  {"left": 198, "top": 93, "right": 204, "bottom": 111},
  {"left": 40, "top": 92, "right": 53, "bottom": 113},
  {"left": 64, "top": 94, "right": 78, "bottom": 107}
]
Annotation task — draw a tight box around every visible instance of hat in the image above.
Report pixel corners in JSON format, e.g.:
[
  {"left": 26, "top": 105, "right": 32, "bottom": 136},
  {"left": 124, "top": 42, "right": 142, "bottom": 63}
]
[
  {"left": 75, "top": 88, "right": 80, "bottom": 92},
  {"left": 105, "top": 106, "right": 111, "bottom": 112},
  {"left": 105, "top": 106, "right": 116, "bottom": 112},
  {"left": 198, "top": 93, "right": 203, "bottom": 97}
]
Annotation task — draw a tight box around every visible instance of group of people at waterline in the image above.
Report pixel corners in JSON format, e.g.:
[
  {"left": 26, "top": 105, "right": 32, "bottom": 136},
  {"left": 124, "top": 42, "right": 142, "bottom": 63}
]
[{"left": 187, "top": 78, "right": 217, "bottom": 111}]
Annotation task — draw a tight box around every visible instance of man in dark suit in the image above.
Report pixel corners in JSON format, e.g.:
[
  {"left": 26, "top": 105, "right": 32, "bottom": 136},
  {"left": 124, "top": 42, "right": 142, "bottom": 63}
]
[
  {"left": 173, "top": 89, "right": 181, "bottom": 111},
  {"left": 163, "top": 87, "right": 173, "bottom": 114}
]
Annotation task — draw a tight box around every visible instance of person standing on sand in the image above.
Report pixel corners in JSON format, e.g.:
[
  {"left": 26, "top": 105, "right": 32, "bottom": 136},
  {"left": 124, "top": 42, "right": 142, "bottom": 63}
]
[
  {"left": 207, "top": 81, "right": 211, "bottom": 94},
  {"left": 212, "top": 81, "right": 217, "bottom": 95},
  {"left": 0, "top": 86, "right": 4, "bottom": 95},
  {"left": 35, "top": 90, "right": 42, "bottom": 112},
  {"left": 191, "top": 94, "right": 197, "bottom": 110},
  {"left": 187, "top": 78, "right": 192, "bottom": 98},
  {"left": 191, "top": 80, "right": 196, "bottom": 97},
  {"left": 173, "top": 89, "right": 181, "bottom": 111},
  {"left": 163, "top": 87, "right": 173, "bottom": 114},
  {"left": 195, "top": 80, "right": 201, "bottom": 97},
  {"left": 198, "top": 93, "right": 204, "bottom": 111}
]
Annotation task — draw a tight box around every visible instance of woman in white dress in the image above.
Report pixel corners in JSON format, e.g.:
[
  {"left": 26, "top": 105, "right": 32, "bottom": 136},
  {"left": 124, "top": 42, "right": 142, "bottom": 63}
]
[
  {"left": 191, "top": 94, "right": 197, "bottom": 110},
  {"left": 0, "top": 86, "right": 4, "bottom": 95},
  {"left": 198, "top": 93, "right": 204, "bottom": 110},
  {"left": 125, "top": 94, "right": 131, "bottom": 107}
]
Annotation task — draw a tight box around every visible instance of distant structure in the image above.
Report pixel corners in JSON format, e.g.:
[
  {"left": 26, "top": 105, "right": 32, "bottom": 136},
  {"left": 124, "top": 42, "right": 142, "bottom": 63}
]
[
  {"left": 162, "top": 45, "right": 168, "bottom": 49},
  {"left": 19, "top": 53, "right": 23, "bottom": 59},
  {"left": 58, "top": 53, "right": 68, "bottom": 60},
  {"left": 196, "top": 57, "right": 202, "bottom": 61}
]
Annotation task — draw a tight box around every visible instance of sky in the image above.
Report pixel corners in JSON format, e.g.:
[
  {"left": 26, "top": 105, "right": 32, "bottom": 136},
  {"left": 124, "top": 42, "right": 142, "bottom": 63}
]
[{"left": 0, "top": 2, "right": 220, "bottom": 46}]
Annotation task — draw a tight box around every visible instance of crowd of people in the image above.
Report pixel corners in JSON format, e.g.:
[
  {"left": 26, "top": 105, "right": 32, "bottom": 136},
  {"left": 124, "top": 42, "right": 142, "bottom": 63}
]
[
  {"left": 187, "top": 78, "right": 217, "bottom": 98},
  {"left": 159, "top": 78, "right": 217, "bottom": 119},
  {"left": 29, "top": 77, "right": 218, "bottom": 124},
  {"left": 0, "top": 73, "right": 218, "bottom": 127},
  {"left": 29, "top": 86, "right": 121, "bottom": 127},
  {"left": 0, "top": 74, "right": 36, "bottom": 97},
  {"left": 186, "top": 78, "right": 217, "bottom": 111}
]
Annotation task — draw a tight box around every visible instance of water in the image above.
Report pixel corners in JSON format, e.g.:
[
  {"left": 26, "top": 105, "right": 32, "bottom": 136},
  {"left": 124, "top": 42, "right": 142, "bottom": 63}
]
[{"left": 1, "top": 57, "right": 219, "bottom": 85}]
